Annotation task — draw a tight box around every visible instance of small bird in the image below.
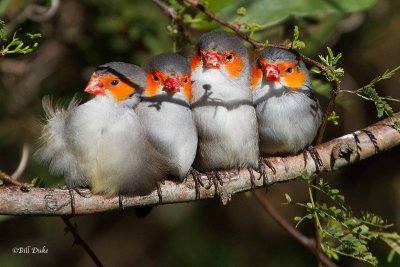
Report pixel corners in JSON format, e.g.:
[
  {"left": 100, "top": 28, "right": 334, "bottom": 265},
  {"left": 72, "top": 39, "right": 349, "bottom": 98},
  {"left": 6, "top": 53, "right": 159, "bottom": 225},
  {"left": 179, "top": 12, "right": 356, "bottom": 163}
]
[
  {"left": 35, "top": 62, "right": 169, "bottom": 197},
  {"left": 135, "top": 52, "right": 200, "bottom": 194},
  {"left": 250, "top": 47, "right": 322, "bottom": 162},
  {"left": 190, "top": 30, "right": 261, "bottom": 196}
]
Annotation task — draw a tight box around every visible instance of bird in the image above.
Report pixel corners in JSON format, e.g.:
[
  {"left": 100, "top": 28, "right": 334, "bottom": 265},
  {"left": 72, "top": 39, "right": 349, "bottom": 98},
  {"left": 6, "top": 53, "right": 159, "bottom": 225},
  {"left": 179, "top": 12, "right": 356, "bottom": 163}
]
[
  {"left": 35, "top": 62, "right": 170, "bottom": 197},
  {"left": 135, "top": 52, "right": 201, "bottom": 196},
  {"left": 190, "top": 30, "right": 262, "bottom": 198},
  {"left": 250, "top": 47, "right": 322, "bottom": 166}
]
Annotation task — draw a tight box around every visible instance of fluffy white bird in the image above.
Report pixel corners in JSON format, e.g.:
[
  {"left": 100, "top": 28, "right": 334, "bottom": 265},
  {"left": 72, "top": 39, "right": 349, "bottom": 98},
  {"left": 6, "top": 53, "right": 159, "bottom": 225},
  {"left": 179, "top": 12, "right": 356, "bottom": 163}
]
[
  {"left": 35, "top": 62, "right": 169, "bottom": 196},
  {"left": 250, "top": 47, "right": 322, "bottom": 162},
  {"left": 136, "top": 52, "right": 200, "bottom": 194},
  {"left": 190, "top": 30, "right": 262, "bottom": 194}
]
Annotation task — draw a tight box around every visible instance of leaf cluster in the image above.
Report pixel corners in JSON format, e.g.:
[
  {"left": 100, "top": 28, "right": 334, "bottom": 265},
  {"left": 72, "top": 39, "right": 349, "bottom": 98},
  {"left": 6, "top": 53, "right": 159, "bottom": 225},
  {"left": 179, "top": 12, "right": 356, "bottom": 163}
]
[
  {"left": 353, "top": 66, "right": 400, "bottom": 118},
  {"left": 0, "top": 20, "right": 41, "bottom": 56},
  {"left": 286, "top": 173, "right": 400, "bottom": 266},
  {"left": 313, "top": 47, "right": 345, "bottom": 82},
  {"left": 290, "top": 25, "right": 305, "bottom": 50}
]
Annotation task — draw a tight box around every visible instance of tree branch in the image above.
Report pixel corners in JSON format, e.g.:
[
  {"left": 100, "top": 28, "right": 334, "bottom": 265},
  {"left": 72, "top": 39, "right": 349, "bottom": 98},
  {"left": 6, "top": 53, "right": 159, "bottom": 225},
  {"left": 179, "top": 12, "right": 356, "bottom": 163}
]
[{"left": 0, "top": 114, "right": 398, "bottom": 216}]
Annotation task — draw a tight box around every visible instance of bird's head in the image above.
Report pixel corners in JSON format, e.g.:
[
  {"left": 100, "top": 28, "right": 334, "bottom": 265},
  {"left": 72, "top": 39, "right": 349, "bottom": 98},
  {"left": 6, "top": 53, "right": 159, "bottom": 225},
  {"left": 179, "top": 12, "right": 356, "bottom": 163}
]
[
  {"left": 143, "top": 52, "right": 191, "bottom": 102},
  {"left": 250, "top": 47, "right": 310, "bottom": 91},
  {"left": 190, "top": 30, "right": 249, "bottom": 81},
  {"left": 84, "top": 62, "right": 145, "bottom": 102}
]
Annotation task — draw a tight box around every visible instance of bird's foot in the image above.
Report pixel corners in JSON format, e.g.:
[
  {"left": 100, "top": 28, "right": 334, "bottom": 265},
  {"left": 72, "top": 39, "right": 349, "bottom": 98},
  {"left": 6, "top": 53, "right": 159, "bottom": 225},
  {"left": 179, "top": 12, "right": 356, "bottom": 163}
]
[
  {"left": 59, "top": 185, "right": 91, "bottom": 216},
  {"left": 261, "top": 157, "right": 276, "bottom": 175},
  {"left": 60, "top": 185, "right": 91, "bottom": 198},
  {"left": 205, "top": 171, "right": 230, "bottom": 204},
  {"left": 258, "top": 157, "right": 270, "bottom": 190},
  {"left": 157, "top": 180, "right": 165, "bottom": 204},
  {"left": 247, "top": 167, "right": 257, "bottom": 189},
  {"left": 188, "top": 167, "right": 204, "bottom": 200},
  {"left": 304, "top": 145, "right": 323, "bottom": 172}
]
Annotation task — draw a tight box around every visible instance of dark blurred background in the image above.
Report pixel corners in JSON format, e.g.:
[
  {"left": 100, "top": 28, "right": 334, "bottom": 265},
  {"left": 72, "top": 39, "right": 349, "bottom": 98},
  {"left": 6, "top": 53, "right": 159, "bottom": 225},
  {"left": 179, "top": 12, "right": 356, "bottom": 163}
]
[{"left": 0, "top": 0, "right": 399, "bottom": 266}]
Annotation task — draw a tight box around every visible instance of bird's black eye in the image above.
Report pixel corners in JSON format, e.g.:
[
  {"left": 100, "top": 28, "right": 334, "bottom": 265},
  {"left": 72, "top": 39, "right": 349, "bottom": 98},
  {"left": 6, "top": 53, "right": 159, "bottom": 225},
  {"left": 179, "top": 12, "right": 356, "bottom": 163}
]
[
  {"left": 153, "top": 73, "right": 159, "bottom": 81},
  {"left": 286, "top": 67, "right": 293, "bottom": 73},
  {"left": 110, "top": 79, "right": 119, "bottom": 86},
  {"left": 225, "top": 54, "right": 233, "bottom": 62},
  {"left": 183, "top": 78, "right": 188, "bottom": 83},
  {"left": 257, "top": 60, "right": 263, "bottom": 70}
]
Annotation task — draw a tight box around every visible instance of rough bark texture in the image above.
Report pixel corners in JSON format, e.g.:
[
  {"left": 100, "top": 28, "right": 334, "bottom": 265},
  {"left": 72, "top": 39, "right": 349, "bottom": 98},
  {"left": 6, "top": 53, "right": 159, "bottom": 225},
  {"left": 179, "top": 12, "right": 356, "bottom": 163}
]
[{"left": 0, "top": 114, "right": 399, "bottom": 216}]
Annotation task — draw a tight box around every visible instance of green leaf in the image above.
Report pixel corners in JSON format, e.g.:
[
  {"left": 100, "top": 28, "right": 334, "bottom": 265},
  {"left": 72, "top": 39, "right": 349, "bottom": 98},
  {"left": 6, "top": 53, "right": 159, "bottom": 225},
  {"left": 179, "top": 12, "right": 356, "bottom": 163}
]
[
  {"left": 394, "top": 121, "right": 400, "bottom": 132},
  {"left": 236, "top": 7, "right": 246, "bottom": 16},
  {"left": 328, "top": 111, "right": 340, "bottom": 125},
  {"left": 284, "top": 193, "right": 292, "bottom": 203},
  {"left": 205, "top": 0, "right": 378, "bottom": 29},
  {"left": 29, "top": 177, "right": 45, "bottom": 188}
]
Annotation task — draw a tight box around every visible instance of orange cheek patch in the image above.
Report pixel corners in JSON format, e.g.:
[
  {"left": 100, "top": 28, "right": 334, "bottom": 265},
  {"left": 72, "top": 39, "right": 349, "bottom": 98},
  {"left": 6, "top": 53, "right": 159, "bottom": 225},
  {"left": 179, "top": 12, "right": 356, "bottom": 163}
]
[
  {"left": 99, "top": 74, "right": 135, "bottom": 102},
  {"left": 225, "top": 56, "right": 243, "bottom": 78},
  {"left": 278, "top": 62, "right": 306, "bottom": 90},
  {"left": 250, "top": 65, "right": 262, "bottom": 89},
  {"left": 190, "top": 53, "right": 201, "bottom": 71},
  {"left": 144, "top": 73, "right": 160, "bottom": 96},
  {"left": 180, "top": 74, "right": 192, "bottom": 101},
  {"left": 282, "top": 71, "right": 305, "bottom": 89},
  {"left": 110, "top": 82, "right": 135, "bottom": 101}
]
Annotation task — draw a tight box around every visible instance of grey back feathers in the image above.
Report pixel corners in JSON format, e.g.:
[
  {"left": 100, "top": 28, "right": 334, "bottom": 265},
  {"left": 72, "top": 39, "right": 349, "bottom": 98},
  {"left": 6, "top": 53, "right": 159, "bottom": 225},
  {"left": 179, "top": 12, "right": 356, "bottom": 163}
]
[
  {"left": 144, "top": 52, "right": 190, "bottom": 75},
  {"left": 96, "top": 62, "right": 146, "bottom": 89}
]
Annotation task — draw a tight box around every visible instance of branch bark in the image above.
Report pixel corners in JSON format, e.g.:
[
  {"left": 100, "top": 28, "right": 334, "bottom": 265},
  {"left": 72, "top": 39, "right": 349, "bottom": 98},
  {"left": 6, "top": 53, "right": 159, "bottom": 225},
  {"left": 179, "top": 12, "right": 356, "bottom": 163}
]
[{"left": 0, "top": 114, "right": 399, "bottom": 216}]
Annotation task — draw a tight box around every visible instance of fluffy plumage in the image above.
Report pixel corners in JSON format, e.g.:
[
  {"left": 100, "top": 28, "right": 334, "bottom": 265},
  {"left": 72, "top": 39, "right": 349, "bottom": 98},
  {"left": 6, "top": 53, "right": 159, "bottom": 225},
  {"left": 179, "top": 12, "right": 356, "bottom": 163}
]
[
  {"left": 35, "top": 62, "right": 169, "bottom": 196},
  {"left": 136, "top": 52, "right": 198, "bottom": 179},
  {"left": 251, "top": 48, "right": 322, "bottom": 154},
  {"left": 190, "top": 30, "right": 259, "bottom": 171}
]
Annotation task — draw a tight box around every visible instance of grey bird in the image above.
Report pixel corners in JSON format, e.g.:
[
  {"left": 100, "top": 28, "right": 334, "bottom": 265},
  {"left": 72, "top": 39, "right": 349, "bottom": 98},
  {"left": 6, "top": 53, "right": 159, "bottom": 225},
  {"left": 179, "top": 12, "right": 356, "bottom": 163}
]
[
  {"left": 250, "top": 47, "right": 322, "bottom": 165},
  {"left": 190, "top": 30, "right": 262, "bottom": 197},
  {"left": 35, "top": 62, "right": 169, "bottom": 197},
  {"left": 135, "top": 52, "right": 200, "bottom": 196}
]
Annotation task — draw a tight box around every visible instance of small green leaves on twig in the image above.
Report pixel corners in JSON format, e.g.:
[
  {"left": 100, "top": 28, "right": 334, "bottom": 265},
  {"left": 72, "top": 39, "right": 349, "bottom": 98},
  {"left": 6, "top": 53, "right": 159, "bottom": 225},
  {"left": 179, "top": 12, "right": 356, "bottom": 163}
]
[
  {"left": 290, "top": 26, "right": 305, "bottom": 50},
  {"left": 313, "top": 47, "right": 344, "bottom": 82},
  {"left": 328, "top": 111, "right": 340, "bottom": 126},
  {"left": 29, "top": 177, "right": 45, "bottom": 188},
  {"left": 0, "top": 20, "right": 41, "bottom": 56},
  {"left": 393, "top": 121, "right": 400, "bottom": 132},
  {"left": 240, "top": 22, "right": 262, "bottom": 39},
  {"left": 286, "top": 173, "right": 400, "bottom": 266},
  {"left": 236, "top": 7, "right": 246, "bottom": 16},
  {"left": 349, "top": 66, "right": 400, "bottom": 119}
]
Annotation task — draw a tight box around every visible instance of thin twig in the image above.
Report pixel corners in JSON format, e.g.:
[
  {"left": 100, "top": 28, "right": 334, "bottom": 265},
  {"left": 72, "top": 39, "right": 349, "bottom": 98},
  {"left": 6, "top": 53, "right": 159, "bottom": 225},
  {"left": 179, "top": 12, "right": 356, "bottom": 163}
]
[
  {"left": 6, "top": 0, "right": 60, "bottom": 34},
  {"left": 61, "top": 217, "right": 104, "bottom": 267},
  {"left": 152, "top": 0, "right": 177, "bottom": 19},
  {"left": 11, "top": 144, "right": 30, "bottom": 180},
  {"left": 0, "top": 170, "right": 27, "bottom": 187},
  {"left": 152, "top": 0, "right": 191, "bottom": 49},
  {"left": 254, "top": 190, "right": 338, "bottom": 267}
]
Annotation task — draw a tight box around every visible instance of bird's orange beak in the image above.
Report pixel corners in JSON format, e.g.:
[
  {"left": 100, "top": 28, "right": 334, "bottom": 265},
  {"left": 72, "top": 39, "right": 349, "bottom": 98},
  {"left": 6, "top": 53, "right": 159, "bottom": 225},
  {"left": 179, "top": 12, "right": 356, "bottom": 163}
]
[
  {"left": 163, "top": 75, "right": 180, "bottom": 93},
  {"left": 264, "top": 64, "right": 280, "bottom": 82},
  {"left": 201, "top": 49, "right": 221, "bottom": 69},
  {"left": 84, "top": 78, "right": 105, "bottom": 95}
]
